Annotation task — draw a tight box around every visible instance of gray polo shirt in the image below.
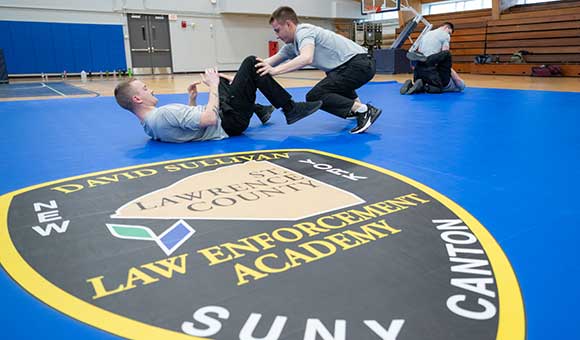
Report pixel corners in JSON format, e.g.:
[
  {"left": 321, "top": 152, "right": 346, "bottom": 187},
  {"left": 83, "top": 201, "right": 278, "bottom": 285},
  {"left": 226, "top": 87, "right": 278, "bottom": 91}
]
[
  {"left": 277, "top": 23, "right": 367, "bottom": 72},
  {"left": 418, "top": 28, "right": 450, "bottom": 56},
  {"left": 142, "top": 104, "right": 228, "bottom": 143}
]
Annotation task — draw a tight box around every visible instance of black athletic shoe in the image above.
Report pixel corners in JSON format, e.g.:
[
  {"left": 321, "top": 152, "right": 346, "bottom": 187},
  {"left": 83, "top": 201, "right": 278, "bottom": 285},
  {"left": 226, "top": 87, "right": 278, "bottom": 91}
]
[
  {"left": 406, "top": 78, "right": 424, "bottom": 95},
  {"left": 406, "top": 51, "right": 427, "bottom": 62},
  {"left": 254, "top": 104, "right": 274, "bottom": 124},
  {"left": 284, "top": 100, "right": 322, "bottom": 125},
  {"left": 400, "top": 79, "right": 413, "bottom": 95},
  {"left": 350, "top": 104, "right": 382, "bottom": 134}
]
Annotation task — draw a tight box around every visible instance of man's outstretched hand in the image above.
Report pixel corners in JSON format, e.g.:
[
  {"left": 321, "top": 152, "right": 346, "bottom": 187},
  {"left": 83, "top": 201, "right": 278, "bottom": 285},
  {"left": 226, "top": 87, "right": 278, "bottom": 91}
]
[
  {"left": 255, "top": 58, "right": 276, "bottom": 77},
  {"left": 187, "top": 81, "right": 201, "bottom": 106},
  {"left": 187, "top": 81, "right": 201, "bottom": 99},
  {"left": 201, "top": 67, "right": 220, "bottom": 88}
]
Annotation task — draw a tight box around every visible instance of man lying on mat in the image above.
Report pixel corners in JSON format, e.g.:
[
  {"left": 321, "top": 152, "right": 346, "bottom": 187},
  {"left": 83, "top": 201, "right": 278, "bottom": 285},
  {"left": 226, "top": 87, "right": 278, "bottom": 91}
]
[{"left": 113, "top": 56, "right": 321, "bottom": 143}]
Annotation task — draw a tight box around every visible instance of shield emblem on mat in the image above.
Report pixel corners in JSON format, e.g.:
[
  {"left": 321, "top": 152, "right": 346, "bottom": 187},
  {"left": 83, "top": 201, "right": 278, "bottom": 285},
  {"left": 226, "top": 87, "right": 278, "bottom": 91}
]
[{"left": 0, "top": 149, "right": 524, "bottom": 339}]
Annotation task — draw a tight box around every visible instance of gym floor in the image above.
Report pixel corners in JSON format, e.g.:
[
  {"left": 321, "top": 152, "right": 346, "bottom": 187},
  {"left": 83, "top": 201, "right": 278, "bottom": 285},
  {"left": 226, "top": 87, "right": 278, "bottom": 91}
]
[
  {"left": 1, "top": 71, "right": 579, "bottom": 339},
  {"left": 2, "top": 70, "right": 580, "bottom": 101}
]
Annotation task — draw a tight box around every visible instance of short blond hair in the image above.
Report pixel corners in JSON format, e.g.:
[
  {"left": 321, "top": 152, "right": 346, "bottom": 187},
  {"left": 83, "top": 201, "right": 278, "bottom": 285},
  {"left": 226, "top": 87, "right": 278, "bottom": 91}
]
[
  {"left": 114, "top": 78, "right": 138, "bottom": 111},
  {"left": 269, "top": 6, "right": 299, "bottom": 25}
]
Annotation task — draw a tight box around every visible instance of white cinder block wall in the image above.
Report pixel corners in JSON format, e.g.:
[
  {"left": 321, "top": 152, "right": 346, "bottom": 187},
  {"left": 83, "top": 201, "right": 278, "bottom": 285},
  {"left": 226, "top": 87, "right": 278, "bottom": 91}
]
[{"left": 0, "top": 0, "right": 363, "bottom": 72}]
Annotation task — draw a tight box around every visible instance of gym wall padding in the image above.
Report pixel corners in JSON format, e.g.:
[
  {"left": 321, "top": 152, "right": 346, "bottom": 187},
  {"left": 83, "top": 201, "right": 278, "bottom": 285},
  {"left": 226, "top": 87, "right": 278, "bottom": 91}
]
[
  {"left": 0, "top": 21, "right": 126, "bottom": 75},
  {"left": 0, "top": 48, "right": 8, "bottom": 83}
]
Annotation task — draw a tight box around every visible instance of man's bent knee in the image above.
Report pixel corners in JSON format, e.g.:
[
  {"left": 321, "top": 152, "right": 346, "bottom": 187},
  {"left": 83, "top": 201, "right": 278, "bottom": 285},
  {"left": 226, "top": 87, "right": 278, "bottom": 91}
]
[
  {"left": 238, "top": 56, "right": 258, "bottom": 74},
  {"left": 242, "top": 55, "right": 257, "bottom": 65}
]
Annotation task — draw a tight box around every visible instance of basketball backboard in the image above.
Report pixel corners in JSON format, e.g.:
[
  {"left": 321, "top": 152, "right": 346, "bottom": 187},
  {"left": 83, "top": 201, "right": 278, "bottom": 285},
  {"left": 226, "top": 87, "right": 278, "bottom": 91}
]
[{"left": 361, "top": 0, "right": 400, "bottom": 15}]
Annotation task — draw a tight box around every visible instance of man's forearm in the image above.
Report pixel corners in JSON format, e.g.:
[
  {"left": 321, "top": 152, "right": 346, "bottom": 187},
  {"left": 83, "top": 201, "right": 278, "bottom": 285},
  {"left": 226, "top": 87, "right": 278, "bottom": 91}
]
[
  {"left": 263, "top": 54, "right": 285, "bottom": 67},
  {"left": 188, "top": 97, "right": 197, "bottom": 106},
  {"left": 272, "top": 55, "right": 311, "bottom": 75},
  {"left": 206, "top": 85, "right": 220, "bottom": 117},
  {"left": 200, "top": 84, "right": 220, "bottom": 126}
]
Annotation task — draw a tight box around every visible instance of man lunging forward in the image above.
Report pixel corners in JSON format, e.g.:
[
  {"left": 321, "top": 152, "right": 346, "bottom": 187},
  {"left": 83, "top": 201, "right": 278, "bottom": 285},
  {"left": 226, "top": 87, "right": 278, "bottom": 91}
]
[{"left": 256, "top": 6, "right": 382, "bottom": 134}]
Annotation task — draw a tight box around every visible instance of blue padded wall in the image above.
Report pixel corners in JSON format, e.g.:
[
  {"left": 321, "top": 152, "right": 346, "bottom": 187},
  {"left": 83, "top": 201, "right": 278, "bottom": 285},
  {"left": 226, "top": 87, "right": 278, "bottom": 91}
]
[{"left": 0, "top": 21, "right": 127, "bottom": 74}]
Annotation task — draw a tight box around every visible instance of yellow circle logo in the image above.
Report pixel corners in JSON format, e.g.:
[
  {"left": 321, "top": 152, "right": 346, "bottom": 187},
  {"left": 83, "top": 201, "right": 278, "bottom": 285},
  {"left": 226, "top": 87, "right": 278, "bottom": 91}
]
[{"left": 0, "top": 150, "right": 525, "bottom": 339}]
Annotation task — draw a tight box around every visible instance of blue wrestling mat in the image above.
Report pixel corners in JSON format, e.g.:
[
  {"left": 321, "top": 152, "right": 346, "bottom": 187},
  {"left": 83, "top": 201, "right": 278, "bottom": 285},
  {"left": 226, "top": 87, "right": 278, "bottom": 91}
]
[
  {"left": 0, "top": 82, "right": 97, "bottom": 98},
  {"left": 0, "top": 82, "right": 578, "bottom": 340}
]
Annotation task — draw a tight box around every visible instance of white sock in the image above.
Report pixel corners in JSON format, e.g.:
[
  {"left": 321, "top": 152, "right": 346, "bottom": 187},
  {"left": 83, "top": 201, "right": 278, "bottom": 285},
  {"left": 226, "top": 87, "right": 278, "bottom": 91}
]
[{"left": 355, "top": 104, "right": 368, "bottom": 113}]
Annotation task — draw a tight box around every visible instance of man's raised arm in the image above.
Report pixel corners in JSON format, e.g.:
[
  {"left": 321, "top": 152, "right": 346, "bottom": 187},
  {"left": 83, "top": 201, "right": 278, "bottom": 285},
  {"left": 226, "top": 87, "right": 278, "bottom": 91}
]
[{"left": 199, "top": 67, "right": 220, "bottom": 127}]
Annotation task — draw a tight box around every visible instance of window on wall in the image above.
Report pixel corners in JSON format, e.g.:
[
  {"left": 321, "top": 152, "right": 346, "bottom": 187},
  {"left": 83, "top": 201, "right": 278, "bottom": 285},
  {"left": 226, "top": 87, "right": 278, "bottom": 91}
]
[
  {"left": 361, "top": 10, "right": 399, "bottom": 22},
  {"left": 422, "top": 0, "right": 492, "bottom": 15},
  {"left": 516, "top": 0, "right": 559, "bottom": 4}
]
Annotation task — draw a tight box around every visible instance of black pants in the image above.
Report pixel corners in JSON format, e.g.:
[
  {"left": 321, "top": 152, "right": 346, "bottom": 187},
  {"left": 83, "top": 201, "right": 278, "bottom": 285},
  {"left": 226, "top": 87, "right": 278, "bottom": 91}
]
[
  {"left": 305, "top": 54, "right": 376, "bottom": 119},
  {"left": 219, "top": 56, "right": 293, "bottom": 136},
  {"left": 413, "top": 50, "right": 452, "bottom": 89}
]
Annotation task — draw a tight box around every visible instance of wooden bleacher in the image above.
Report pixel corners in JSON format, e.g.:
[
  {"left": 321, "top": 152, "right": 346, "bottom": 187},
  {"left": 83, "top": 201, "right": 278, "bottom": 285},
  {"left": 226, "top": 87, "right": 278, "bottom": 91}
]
[{"left": 396, "top": 0, "right": 580, "bottom": 77}]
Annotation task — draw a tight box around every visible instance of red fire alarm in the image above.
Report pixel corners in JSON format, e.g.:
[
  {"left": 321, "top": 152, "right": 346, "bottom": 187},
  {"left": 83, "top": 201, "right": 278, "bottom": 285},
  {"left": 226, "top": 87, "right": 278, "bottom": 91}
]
[
  {"left": 181, "top": 21, "right": 187, "bottom": 28},
  {"left": 268, "top": 41, "right": 279, "bottom": 57}
]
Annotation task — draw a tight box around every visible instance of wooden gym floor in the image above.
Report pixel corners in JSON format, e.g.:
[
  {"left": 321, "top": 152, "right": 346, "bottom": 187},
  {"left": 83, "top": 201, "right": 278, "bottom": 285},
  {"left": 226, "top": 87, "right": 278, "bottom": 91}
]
[{"left": 1, "top": 70, "right": 579, "bottom": 102}]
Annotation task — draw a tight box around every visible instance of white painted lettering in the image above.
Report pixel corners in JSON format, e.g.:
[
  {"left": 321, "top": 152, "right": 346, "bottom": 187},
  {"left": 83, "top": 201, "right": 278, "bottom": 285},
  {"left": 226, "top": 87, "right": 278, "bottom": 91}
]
[
  {"left": 445, "top": 243, "right": 484, "bottom": 257},
  {"left": 37, "top": 210, "right": 62, "bottom": 223},
  {"left": 434, "top": 219, "right": 467, "bottom": 230},
  {"left": 450, "top": 278, "right": 496, "bottom": 298},
  {"left": 447, "top": 295, "right": 497, "bottom": 320},
  {"left": 181, "top": 305, "right": 230, "bottom": 337},
  {"left": 304, "top": 319, "right": 346, "bottom": 340},
  {"left": 32, "top": 220, "right": 70, "bottom": 237},
  {"left": 363, "top": 320, "right": 405, "bottom": 340},
  {"left": 450, "top": 257, "right": 492, "bottom": 276},
  {"left": 440, "top": 231, "right": 477, "bottom": 245},
  {"left": 33, "top": 200, "right": 57, "bottom": 212},
  {"left": 239, "top": 313, "right": 288, "bottom": 340}
]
